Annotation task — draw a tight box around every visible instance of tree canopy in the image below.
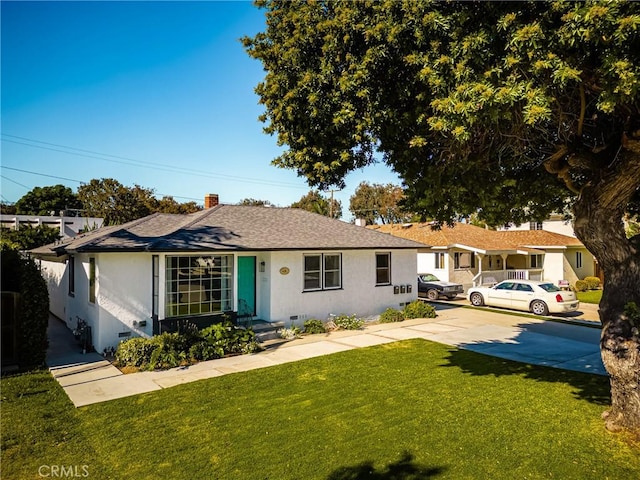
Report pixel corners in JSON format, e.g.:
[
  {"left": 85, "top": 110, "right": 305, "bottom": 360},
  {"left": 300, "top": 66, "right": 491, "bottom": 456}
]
[
  {"left": 244, "top": 0, "right": 638, "bottom": 224},
  {"left": 76, "top": 179, "right": 200, "bottom": 225},
  {"left": 239, "top": 198, "right": 274, "bottom": 206},
  {"left": 14, "top": 184, "right": 82, "bottom": 216},
  {"left": 0, "top": 225, "right": 61, "bottom": 250},
  {"left": 349, "top": 182, "right": 410, "bottom": 225},
  {"left": 245, "top": 0, "right": 640, "bottom": 433},
  {"left": 290, "top": 190, "right": 342, "bottom": 218}
]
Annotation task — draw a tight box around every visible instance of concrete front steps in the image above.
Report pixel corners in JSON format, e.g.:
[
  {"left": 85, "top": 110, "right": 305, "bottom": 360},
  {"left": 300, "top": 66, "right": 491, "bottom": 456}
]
[{"left": 239, "top": 320, "right": 288, "bottom": 347}]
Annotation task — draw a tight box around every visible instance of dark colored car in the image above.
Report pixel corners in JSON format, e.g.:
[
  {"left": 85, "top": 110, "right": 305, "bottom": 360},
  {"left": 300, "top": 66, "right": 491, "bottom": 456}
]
[{"left": 417, "top": 273, "right": 464, "bottom": 300}]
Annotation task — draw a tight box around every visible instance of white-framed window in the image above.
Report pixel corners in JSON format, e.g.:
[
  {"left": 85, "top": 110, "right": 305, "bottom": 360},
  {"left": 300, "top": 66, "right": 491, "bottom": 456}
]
[
  {"left": 434, "top": 252, "right": 445, "bottom": 270},
  {"left": 454, "top": 252, "right": 475, "bottom": 269},
  {"left": 576, "top": 251, "right": 583, "bottom": 269},
  {"left": 529, "top": 222, "right": 543, "bottom": 230},
  {"left": 165, "top": 255, "right": 233, "bottom": 317},
  {"left": 89, "top": 257, "right": 96, "bottom": 304},
  {"left": 530, "top": 254, "right": 542, "bottom": 268},
  {"left": 304, "top": 253, "right": 342, "bottom": 291},
  {"left": 376, "top": 252, "right": 391, "bottom": 285},
  {"left": 68, "top": 255, "right": 75, "bottom": 296}
]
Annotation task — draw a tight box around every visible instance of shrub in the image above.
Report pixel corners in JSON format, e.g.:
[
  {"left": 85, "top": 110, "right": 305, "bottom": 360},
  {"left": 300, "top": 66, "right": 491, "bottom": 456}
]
[
  {"left": 584, "top": 276, "right": 601, "bottom": 290},
  {"left": 115, "top": 337, "right": 159, "bottom": 368},
  {"left": 379, "top": 308, "right": 405, "bottom": 323},
  {"left": 201, "top": 321, "right": 261, "bottom": 355},
  {"left": 148, "top": 332, "right": 189, "bottom": 370},
  {"left": 333, "top": 314, "right": 364, "bottom": 330},
  {"left": 278, "top": 326, "right": 302, "bottom": 339},
  {"left": 574, "top": 280, "right": 588, "bottom": 292},
  {"left": 403, "top": 301, "right": 436, "bottom": 319},
  {"left": 303, "top": 319, "right": 326, "bottom": 334},
  {"left": 0, "top": 245, "right": 50, "bottom": 368},
  {"left": 188, "top": 341, "right": 222, "bottom": 362}
]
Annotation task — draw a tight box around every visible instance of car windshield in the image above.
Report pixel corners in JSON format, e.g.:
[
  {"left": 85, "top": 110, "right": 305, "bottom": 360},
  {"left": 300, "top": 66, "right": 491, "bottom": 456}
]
[
  {"left": 419, "top": 274, "right": 439, "bottom": 282},
  {"left": 538, "top": 283, "right": 561, "bottom": 292}
]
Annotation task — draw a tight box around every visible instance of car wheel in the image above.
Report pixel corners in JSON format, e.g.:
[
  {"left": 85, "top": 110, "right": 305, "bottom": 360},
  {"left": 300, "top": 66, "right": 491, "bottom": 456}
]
[
  {"left": 426, "top": 289, "right": 439, "bottom": 300},
  {"left": 531, "top": 300, "right": 549, "bottom": 316},
  {"left": 470, "top": 292, "right": 484, "bottom": 306}
]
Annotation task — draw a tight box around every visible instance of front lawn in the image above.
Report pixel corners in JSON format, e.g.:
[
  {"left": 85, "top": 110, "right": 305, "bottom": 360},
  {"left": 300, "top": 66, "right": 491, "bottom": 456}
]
[
  {"left": 577, "top": 290, "right": 603, "bottom": 304},
  {"left": 2, "top": 339, "right": 638, "bottom": 479}
]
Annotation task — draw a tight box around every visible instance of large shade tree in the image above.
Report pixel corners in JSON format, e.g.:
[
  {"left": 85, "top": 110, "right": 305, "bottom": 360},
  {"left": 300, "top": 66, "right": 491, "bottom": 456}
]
[{"left": 244, "top": 0, "right": 640, "bottom": 433}]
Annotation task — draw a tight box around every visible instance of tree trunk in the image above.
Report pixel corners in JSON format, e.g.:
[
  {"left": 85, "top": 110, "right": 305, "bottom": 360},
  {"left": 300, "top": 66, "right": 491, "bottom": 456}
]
[{"left": 573, "top": 161, "right": 640, "bottom": 434}]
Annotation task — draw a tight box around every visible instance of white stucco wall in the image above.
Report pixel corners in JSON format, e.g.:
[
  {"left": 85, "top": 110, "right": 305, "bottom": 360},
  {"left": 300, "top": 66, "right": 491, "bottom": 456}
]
[
  {"left": 267, "top": 249, "right": 417, "bottom": 325},
  {"left": 418, "top": 251, "right": 450, "bottom": 281},
  {"left": 564, "top": 247, "right": 595, "bottom": 282},
  {"left": 94, "top": 253, "right": 154, "bottom": 352},
  {"left": 39, "top": 259, "right": 68, "bottom": 323},
  {"left": 541, "top": 250, "right": 567, "bottom": 284}
]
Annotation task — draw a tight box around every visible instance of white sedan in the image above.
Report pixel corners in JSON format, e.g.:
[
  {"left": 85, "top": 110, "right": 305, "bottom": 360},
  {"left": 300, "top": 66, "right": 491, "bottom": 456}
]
[{"left": 467, "top": 279, "right": 579, "bottom": 316}]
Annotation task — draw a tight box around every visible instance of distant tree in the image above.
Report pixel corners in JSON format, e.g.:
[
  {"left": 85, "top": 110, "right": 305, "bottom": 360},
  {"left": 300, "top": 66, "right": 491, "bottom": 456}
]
[
  {"left": 239, "top": 198, "right": 273, "bottom": 206},
  {"left": 77, "top": 178, "right": 156, "bottom": 225},
  {"left": 0, "top": 202, "right": 17, "bottom": 214},
  {"left": 154, "top": 196, "right": 202, "bottom": 214},
  {"left": 291, "top": 190, "right": 342, "bottom": 218},
  {"left": 349, "top": 182, "right": 410, "bottom": 225},
  {"left": 0, "top": 225, "right": 61, "bottom": 250},
  {"left": 15, "top": 184, "right": 81, "bottom": 216}
]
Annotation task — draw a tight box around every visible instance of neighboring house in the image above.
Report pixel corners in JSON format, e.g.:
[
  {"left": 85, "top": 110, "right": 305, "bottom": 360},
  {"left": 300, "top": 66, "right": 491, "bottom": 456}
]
[
  {"left": 497, "top": 213, "right": 576, "bottom": 237},
  {"left": 1, "top": 214, "right": 103, "bottom": 239},
  {"left": 369, "top": 222, "right": 595, "bottom": 292},
  {"left": 32, "top": 197, "right": 423, "bottom": 354}
]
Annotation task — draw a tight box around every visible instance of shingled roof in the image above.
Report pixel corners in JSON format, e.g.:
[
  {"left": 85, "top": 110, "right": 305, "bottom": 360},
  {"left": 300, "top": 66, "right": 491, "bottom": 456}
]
[
  {"left": 369, "top": 222, "right": 583, "bottom": 254},
  {"left": 34, "top": 206, "right": 426, "bottom": 256}
]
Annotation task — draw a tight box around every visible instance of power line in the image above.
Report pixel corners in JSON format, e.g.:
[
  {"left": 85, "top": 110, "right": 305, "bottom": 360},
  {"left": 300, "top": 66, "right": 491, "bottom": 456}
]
[
  {"left": 1, "top": 133, "right": 307, "bottom": 189},
  {"left": 1, "top": 166, "right": 83, "bottom": 184},
  {"left": 0, "top": 174, "right": 31, "bottom": 189},
  {"left": 0, "top": 166, "right": 203, "bottom": 202}
]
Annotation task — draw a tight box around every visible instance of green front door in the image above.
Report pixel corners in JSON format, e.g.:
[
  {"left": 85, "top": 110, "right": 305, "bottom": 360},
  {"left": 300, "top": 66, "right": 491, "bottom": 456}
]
[{"left": 237, "top": 256, "right": 256, "bottom": 315}]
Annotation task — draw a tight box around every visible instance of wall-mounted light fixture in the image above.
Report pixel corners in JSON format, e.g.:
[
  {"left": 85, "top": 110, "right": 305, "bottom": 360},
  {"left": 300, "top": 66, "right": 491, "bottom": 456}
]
[{"left": 259, "top": 261, "right": 266, "bottom": 272}]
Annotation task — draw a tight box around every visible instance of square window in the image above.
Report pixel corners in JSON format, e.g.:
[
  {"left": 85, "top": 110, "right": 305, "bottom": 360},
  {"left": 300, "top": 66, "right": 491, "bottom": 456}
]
[{"left": 303, "top": 253, "right": 341, "bottom": 291}]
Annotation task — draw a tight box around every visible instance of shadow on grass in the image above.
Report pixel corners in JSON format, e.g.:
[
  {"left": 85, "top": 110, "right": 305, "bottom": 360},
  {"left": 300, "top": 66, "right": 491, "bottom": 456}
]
[
  {"left": 443, "top": 347, "right": 610, "bottom": 406},
  {"left": 327, "top": 451, "right": 445, "bottom": 480}
]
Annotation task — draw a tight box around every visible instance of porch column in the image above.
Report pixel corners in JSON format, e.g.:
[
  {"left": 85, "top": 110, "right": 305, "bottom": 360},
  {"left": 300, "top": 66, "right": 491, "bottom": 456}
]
[
  {"left": 501, "top": 253, "right": 509, "bottom": 278},
  {"left": 474, "top": 253, "right": 484, "bottom": 287}
]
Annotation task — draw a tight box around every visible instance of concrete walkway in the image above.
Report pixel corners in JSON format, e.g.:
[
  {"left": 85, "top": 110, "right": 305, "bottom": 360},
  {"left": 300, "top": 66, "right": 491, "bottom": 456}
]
[{"left": 46, "top": 303, "right": 605, "bottom": 408}]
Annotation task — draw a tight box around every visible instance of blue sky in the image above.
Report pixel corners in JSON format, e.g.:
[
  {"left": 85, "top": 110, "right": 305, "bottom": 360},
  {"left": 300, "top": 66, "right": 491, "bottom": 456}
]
[{"left": 1, "top": 0, "right": 400, "bottom": 220}]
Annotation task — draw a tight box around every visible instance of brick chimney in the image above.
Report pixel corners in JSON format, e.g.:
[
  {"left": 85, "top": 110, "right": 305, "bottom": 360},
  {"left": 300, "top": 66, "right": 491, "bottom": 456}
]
[{"left": 204, "top": 194, "right": 219, "bottom": 209}]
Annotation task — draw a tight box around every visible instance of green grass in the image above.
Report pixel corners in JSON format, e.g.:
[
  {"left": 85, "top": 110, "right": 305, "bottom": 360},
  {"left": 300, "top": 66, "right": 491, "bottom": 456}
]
[
  {"left": 577, "top": 290, "right": 603, "bottom": 304},
  {"left": 3, "top": 340, "right": 639, "bottom": 479}
]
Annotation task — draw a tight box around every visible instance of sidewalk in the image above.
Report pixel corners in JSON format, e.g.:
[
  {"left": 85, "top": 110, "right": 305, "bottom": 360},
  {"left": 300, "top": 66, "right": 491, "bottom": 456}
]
[{"left": 46, "top": 304, "right": 605, "bottom": 408}]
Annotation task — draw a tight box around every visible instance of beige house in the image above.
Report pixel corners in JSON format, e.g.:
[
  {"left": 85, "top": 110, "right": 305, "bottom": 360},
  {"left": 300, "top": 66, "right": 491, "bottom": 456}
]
[{"left": 369, "top": 222, "right": 595, "bottom": 292}]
